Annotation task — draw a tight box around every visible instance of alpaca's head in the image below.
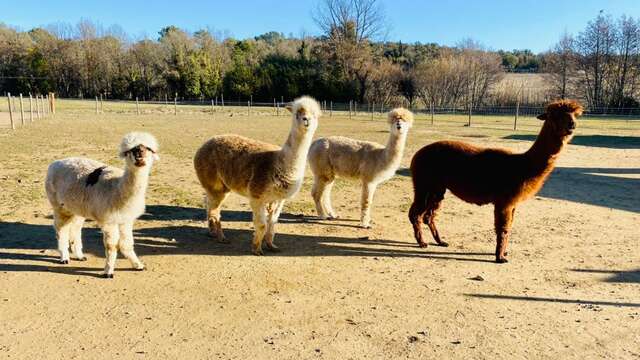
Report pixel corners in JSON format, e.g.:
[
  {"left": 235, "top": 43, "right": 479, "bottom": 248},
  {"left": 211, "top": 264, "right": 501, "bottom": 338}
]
[
  {"left": 537, "top": 100, "right": 583, "bottom": 138},
  {"left": 286, "top": 96, "right": 321, "bottom": 134},
  {"left": 387, "top": 107, "right": 414, "bottom": 135},
  {"left": 119, "top": 132, "right": 159, "bottom": 168}
]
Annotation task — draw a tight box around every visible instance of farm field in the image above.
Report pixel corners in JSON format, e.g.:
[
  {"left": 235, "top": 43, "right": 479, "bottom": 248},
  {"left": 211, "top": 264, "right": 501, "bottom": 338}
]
[{"left": 1, "top": 101, "right": 639, "bottom": 359}]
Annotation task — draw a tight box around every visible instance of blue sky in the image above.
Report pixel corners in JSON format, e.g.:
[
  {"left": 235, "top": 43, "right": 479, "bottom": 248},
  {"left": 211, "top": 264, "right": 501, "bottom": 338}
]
[{"left": 2, "top": 0, "right": 639, "bottom": 52}]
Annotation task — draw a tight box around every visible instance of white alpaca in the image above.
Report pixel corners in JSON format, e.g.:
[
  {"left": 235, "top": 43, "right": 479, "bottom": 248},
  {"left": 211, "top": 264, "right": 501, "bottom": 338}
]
[
  {"left": 194, "top": 96, "right": 321, "bottom": 255},
  {"left": 45, "top": 132, "right": 159, "bottom": 278},
  {"left": 308, "top": 108, "right": 413, "bottom": 228}
]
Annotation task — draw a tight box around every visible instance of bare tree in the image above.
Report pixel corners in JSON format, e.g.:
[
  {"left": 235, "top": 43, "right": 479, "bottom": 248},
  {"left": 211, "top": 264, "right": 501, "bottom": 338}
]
[
  {"left": 613, "top": 15, "right": 640, "bottom": 106},
  {"left": 544, "top": 31, "right": 577, "bottom": 99},
  {"left": 314, "top": 0, "right": 386, "bottom": 43},
  {"left": 576, "top": 12, "right": 616, "bottom": 107}
]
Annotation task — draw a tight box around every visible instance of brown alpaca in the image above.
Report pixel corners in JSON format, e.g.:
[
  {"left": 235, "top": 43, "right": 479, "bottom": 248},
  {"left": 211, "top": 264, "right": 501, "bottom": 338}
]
[{"left": 408, "top": 100, "right": 583, "bottom": 263}]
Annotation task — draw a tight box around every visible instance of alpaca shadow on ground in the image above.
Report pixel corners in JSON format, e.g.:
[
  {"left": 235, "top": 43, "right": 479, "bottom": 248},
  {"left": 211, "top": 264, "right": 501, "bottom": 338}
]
[
  {"left": 130, "top": 225, "right": 494, "bottom": 262},
  {"left": 396, "top": 167, "right": 411, "bottom": 177},
  {"left": 505, "top": 134, "right": 640, "bottom": 149},
  {"left": 141, "top": 205, "right": 362, "bottom": 228},
  {"left": 539, "top": 167, "right": 640, "bottom": 213},
  {"left": 570, "top": 268, "right": 640, "bottom": 284},
  {"left": 0, "top": 220, "right": 496, "bottom": 277},
  {"left": 464, "top": 293, "right": 640, "bottom": 308}
]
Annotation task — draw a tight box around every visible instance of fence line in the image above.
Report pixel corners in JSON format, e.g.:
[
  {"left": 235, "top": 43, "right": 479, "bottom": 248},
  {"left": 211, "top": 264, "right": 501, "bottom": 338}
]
[{"left": 2, "top": 96, "right": 639, "bottom": 132}]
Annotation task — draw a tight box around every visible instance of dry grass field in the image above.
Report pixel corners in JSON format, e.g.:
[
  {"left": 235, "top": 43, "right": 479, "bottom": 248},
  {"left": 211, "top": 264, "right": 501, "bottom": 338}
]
[{"left": 1, "top": 100, "right": 639, "bottom": 359}]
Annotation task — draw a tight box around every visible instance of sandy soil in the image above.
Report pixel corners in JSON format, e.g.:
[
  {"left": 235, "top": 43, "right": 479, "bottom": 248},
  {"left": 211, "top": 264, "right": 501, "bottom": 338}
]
[{"left": 1, "top": 111, "right": 639, "bottom": 359}]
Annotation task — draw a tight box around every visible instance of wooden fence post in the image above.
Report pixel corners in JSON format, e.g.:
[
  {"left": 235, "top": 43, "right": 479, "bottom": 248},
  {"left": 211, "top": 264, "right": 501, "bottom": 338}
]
[
  {"left": 330, "top": 101, "right": 333, "bottom": 117},
  {"left": 99, "top": 94, "right": 104, "bottom": 114},
  {"left": 19, "top": 93, "right": 25, "bottom": 126},
  {"left": 7, "top": 93, "right": 14, "bottom": 130},
  {"left": 371, "top": 103, "right": 374, "bottom": 120},
  {"left": 95, "top": 96, "right": 99, "bottom": 114},
  {"left": 29, "top": 93, "right": 33, "bottom": 122},
  {"left": 221, "top": 94, "right": 225, "bottom": 109},
  {"left": 211, "top": 99, "right": 215, "bottom": 116},
  {"left": 174, "top": 96, "right": 177, "bottom": 115},
  {"left": 349, "top": 101, "right": 352, "bottom": 119},
  {"left": 430, "top": 101, "right": 434, "bottom": 125},
  {"left": 50, "top": 92, "right": 56, "bottom": 115},
  {"left": 36, "top": 95, "right": 41, "bottom": 119},
  {"left": 514, "top": 99, "right": 520, "bottom": 131},
  {"left": 247, "top": 101, "right": 250, "bottom": 116},
  {"left": 467, "top": 100, "right": 472, "bottom": 127},
  {"left": 136, "top": 97, "right": 140, "bottom": 115},
  {"left": 45, "top": 95, "right": 49, "bottom": 116}
]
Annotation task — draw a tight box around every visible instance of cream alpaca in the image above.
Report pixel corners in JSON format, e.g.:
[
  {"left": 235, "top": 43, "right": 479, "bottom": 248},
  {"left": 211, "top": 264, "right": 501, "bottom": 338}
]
[
  {"left": 45, "top": 132, "right": 159, "bottom": 278},
  {"left": 194, "top": 96, "right": 321, "bottom": 255},
  {"left": 308, "top": 108, "right": 413, "bottom": 228}
]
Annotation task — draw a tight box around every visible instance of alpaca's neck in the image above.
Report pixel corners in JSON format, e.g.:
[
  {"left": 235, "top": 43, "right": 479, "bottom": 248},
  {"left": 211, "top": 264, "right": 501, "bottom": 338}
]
[
  {"left": 116, "top": 166, "right": 150, "bottom": 204},
  {"left": 525, "top": 125, "right": 568, "bottom": 176},
  {"left": 280, "top": 127, "right": 314, "bottom": 179},
  {"left": 383, "top": 130, "right": 408, "bottom": 170}
]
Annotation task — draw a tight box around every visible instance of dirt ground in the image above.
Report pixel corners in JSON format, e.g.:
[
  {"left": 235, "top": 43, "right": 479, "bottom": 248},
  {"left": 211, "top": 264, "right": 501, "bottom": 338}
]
[{"left": 1, "top": 108, "right": 639, "bottom": 359}]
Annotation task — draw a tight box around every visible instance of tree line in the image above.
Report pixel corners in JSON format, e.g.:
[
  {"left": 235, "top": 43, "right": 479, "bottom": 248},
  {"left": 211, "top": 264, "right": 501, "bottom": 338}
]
[{"left": 0, "top": 1, "right": 638, "bottom": 110}]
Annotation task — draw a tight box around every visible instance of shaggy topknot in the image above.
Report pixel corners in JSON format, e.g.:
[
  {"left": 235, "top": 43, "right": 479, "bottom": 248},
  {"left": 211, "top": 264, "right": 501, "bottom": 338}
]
[
  {"left": 545, "top": 99, "right": 583, "bottom": 117},
  {"left": 119, "top": 132, "right": 159, "bottom": 158},
  {"left": 290, "top": 96, "right": 322, "bottom": 118},
  {"left": 387, "top": 107, "right": 414, "bottom": 126}
]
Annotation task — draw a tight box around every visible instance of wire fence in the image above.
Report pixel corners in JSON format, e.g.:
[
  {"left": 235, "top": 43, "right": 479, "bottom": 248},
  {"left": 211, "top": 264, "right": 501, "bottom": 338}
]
[{"left": 1, "top": 95, "right": 639, "bottom": 132}]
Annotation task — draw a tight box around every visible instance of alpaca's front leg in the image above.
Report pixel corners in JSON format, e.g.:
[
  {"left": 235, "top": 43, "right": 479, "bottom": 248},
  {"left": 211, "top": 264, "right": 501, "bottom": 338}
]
[
  {"left": 118, "top": 221, "right": 144, "bottom": 270},
  {"left": 494, "top": 205, "right": 515, "bottom": 263},
  {"left": 360, "top": 182, "right": 377, "bottom": 228},
  {"left": 264, "top": 200, "right": 285, "bottom": 252},
  {"left": 250, "top": 200, "right": 268, "bottom": 255},
  {"left": 101, "top": 224, "right": 120, "bottom": 278}
]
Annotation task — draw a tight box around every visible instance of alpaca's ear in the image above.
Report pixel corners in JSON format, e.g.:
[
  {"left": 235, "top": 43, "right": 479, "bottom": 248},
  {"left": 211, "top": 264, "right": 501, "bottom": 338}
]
[
  {"left": 285, "top": 103, "right": 293, "bottom": 113},
  {"left": 537, "top": 113, "right": 547, "bottom": 120}
]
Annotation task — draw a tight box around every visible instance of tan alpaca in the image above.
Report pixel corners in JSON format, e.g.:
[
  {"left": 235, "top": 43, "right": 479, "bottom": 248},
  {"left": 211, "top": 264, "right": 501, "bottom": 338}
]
[
  {"left": 308, "top": 108, "right": 413, "bottom": 228},
  {"left": 193, "top": 96, "right": 321, "bottom": 255}
]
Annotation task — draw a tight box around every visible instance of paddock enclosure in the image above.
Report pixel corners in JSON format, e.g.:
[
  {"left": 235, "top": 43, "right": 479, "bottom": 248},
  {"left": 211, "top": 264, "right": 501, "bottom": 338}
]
[{"left": 1, "top": 100, "right": 639, "bottom": 359}]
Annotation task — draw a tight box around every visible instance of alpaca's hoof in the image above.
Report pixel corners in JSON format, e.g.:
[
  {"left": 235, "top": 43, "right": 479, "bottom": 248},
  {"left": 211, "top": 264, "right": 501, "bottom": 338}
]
[
  {"left": 77, "top": 256, "right": 87, "bottom": 261},
  {"left": 417, "top": 242, "right": 428, "bottom": 248},
  {"left": 217, "top": 237, "right": 229, "bottom": 244},
  {"left": 328, "top": 214, "right": 339, "bottom": 220},
  {"left": 252, "top": 248, "right": 264, "bottom": 256},
  {"left": 102, "top": 273, "right": 114, "bottom": 279},
  {"left": 266, "top": 244, "right": 281, "bottom": 252},
  {"left": 134, "top": 265, "right": 145, "bottom": 271},
  {"left": 436, "top": 241, "right": 449, "bottom": 247},
  {"left": 59, "top": 259, "right": 69, "bottom": 265},
  {"left": 496, "top": 257, "right": 509, "bottom": 264}
]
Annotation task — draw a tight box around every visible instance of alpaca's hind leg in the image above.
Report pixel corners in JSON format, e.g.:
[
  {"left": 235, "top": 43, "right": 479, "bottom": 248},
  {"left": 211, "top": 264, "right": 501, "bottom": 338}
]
[
  {"left": 311, "top": 177, "right": 328, "bottom": 218},
  {"left": 494, "top": 205, "right": 515, "bottom": 264},
  {"left": 312, "top": 176, "right": 335, "bottom": 219},
  {"left": 118, "top": 221, "right": 144, "bottom": 270},
  {"left": 409, "top": 196, "right": 428, "bottom": 248},
  {"left": 53, "top": 210, "right": 73, "bottom": 264},
  {"left": 264, "top": 200, "right": 285, "bottom": 251},
  {"left": 249, "top": 200, "right": 268, "bottom": 256},
  {"left": 101, "top": 224, "right": 120, "bottom": 278},
  {"left": 206, "top": 189, "right": 229, "bottom": 242},
  {"left": 69, "top": 216, "right": 87, "bottom": 261},
  {"left": 424, "top": 190, "right": 448, "bottom": 247},
  {"left": 360, "top": 182, "right": 377, "bottom": 228}
]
